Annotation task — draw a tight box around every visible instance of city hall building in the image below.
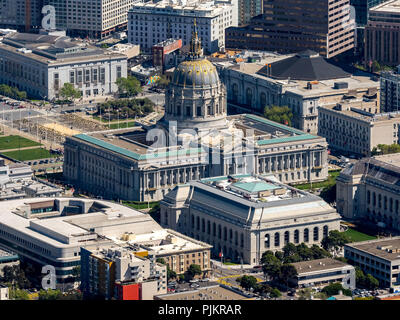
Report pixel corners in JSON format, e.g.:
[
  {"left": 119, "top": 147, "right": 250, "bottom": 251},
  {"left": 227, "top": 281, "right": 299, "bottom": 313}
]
[{"left": 64, "top": 29, "right": 330, "bottom": 202}]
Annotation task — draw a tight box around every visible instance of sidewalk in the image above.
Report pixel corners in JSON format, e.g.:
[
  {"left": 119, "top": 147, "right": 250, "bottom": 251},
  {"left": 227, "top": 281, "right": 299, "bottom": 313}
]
[{"left": 211, "top": 259, "right": 254, "bottom": 270}]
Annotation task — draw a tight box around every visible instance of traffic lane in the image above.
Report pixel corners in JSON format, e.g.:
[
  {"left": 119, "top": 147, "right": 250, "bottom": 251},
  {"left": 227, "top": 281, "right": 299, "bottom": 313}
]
[{"left": 1, "top": 109, "right": 42, "bottom": 121}]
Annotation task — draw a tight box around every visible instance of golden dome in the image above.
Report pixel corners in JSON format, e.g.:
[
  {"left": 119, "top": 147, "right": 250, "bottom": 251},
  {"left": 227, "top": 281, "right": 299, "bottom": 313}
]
[{"left": 171, "top": 58, "right": 220, "bottom": 88}]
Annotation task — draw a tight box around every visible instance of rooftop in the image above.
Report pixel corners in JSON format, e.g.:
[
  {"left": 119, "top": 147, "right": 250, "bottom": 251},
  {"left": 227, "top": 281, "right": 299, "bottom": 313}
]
[
  {"left": 292, "top": 258, "right": 352, "bottom": 274},
  {"left": 345, "top": 237, "right": 400, "bottom": 261},
  {"left": 370, "top": 0, "right": 400, "bottom": 13}
]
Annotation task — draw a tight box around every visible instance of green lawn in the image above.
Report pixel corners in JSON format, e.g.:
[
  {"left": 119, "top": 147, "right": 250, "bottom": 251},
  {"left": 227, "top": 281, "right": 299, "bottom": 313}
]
[
  {"left": 2, "top": 148, "right": 57, "bottom": 161},
  {"left": 295, "top": 170, "right": 341, "bottom": 190},
  {"left": 0, "top": 135, "right": 41, "bottom": 150},
  {"left": 123, "top": 201, "right": 159, "bottom": 210},
  {"left": 223, "top": 261, "right": 239, "bottom": 265},
  {"left": 342, "top": 228, "right": 376, "bottom": 242},
  {"left": 107, "top": 121, "right": 136, "bottom": 129}
]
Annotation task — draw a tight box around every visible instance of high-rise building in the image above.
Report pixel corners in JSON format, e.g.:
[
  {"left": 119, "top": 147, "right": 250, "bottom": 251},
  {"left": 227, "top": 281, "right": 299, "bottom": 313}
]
[
  {"left": 225, "top": 0, "right": 355, "bottom": 58},
  {"left": 381, "top": 67, "right": 400, "bottom": 112},
  {"left": 128, "top": 0, "right": 237, "bottom": 54},
  {"left": 351, "top": 0, "right": 390, "bottom": 26},
  {"left": 0, "top": 0, "right": 43, "bottom": 32},
  {"left": 365, "top": 0, "right": 400, "bottom": 66},
  {"left": 238, "top": 0, "right": 262, "bottom": 25}
]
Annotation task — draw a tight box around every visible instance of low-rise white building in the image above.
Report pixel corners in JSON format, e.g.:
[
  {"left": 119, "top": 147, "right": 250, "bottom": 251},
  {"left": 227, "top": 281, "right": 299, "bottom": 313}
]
[
  {"left": 128, "top": 0, "right": 237, "bottom": 54},
  {"left": 0, "top": 32, "right": 127, "bottom": 101}
]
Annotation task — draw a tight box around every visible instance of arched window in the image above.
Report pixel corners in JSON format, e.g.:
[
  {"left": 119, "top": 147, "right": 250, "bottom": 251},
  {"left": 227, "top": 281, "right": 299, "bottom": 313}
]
[
  {"left": 246, "top": 87, "right": 252, "bottom": 106},
  {"left": 373, "top": 192, "right": 376, "bottom": 206},
  {"left": 304, "top": 228, "right": 309, "bottom": 242},
  {"left": 378, "top": 194, "right": 382, "bottom": 208},
  {"left": 207, "top": 221, "right": 211, "bottom": 234},
  {"left": 196, "top": 216, "right": 200, "bottom": 231},
  {"left": 229, "top": 229, "right": 233, "bottom": 240},
  {"left": 323, "top": 225, "right": 329, "bottom": 238},
  {"left": 223, "top": 227, "right": 227, "bottom": 241},
  {"left": 191, "top": 215, "right": 194, "bottom": 228},
  {"left": 213, "top": 222, "right": 216, "bottom": 236},
  {"left": 294, "top": 230, "right": 299, "bottom": 243},
  {"left": 232, "top": 83, "right": 238, "bottom": 102},
  {"left": 367, "top": 190, "right": 370, "bottom": 204},
  {"left": 274, "top": 232, "right": 280, "bottom": 247},
  {"left": 260, "top": 92, "right": 266, "bottom": 108},
  {"left": 284, "top": 231, "right": 290, "bottom": 245},
  {"left": 265, "top": 234, "right": 270, "bottom": 248},
  {"left": 384, "top": 196, "right": 387, "bottom": 210},
  {"left": 235, "top": 231, "right": 238, "bottom": 246},
  {"left": 240, "top": 233, "right": 244, "bottom": 248},
  {"left": 201, "top": 218, "right": 205, "bottom": 233},
  {"left": 390, "top": 198, "right": 393, "bottom": 212},
  {"left": 313, "top": 227, "right": 319, "bottom": 241},
  {"left": 218, "top": 225, "right": 222, "bottom": 239}
]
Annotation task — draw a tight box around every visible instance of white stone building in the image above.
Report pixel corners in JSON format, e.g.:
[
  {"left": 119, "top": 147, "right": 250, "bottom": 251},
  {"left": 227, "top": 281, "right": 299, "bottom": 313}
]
[
  {"left": 127, "top": 0, "right": 237, "bottom": 54},
  {"left": 0, "top": 32, "right": 127, "bottom": 100},
  {"left": 160, "top": 174, "right": 341, "bottom": 265}
]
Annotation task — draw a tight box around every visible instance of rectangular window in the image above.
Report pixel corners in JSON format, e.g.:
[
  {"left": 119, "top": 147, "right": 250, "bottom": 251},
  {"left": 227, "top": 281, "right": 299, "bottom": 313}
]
[
  {"left": 116, "top": 66, "right": 121, "bottom": 79},
  {"left": 100, "top": 68, "right": 105, "bottom": 83},
  {"left": 92, "top": 68, "right": 98, "bottom": 82},
  {"left": 77, "top": 70, "right": 83, "bottom": 84},
  {"left": 54, "top": 73, "right": 59, "bottom": 90},
  {"left": 85, "top": 69, "right": 90, "bottom": 83},
  {"left": 69, "top": 70, "right": 75, "bottom": 83}
]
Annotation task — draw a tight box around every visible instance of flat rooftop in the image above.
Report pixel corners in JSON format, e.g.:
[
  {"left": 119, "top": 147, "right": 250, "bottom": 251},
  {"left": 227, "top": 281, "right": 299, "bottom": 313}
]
[
  {"left": 72, "top": 114, "right": 323, "bottom": 164},
  {"left": 370, "top": 0, "right": 400, "bottom": 13},
  {"left": 155, "top": 284, "right": 251, "bottom": 300},
  {"left": 199, "top": 174, "right": 306, "bottom": 204},
  {"left": 292, "top": 258, "right": 352, "bottom": 274},
  {"left": 373, "top": 153, "right": 400, "bottom": 167},
  {"left": 345, "top": 237, "right": 400, "bottom": 261},
  {"left": 319, "top": 105, "right": 397, "bottom": 123}
]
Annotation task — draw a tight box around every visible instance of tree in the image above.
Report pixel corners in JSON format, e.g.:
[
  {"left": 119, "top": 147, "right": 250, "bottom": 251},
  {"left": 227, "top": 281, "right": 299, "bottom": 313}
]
[
  {"left": 184, "top": 264, "right": 202, "bottom": 281},
  {"left": 1, "top": 265, "right": 31, "bottom": 289},
  {"left": 321, "top": 283, "right": 352, "bottom": 297},
  {"left": 59, "top": 83, "right": 81, "bottom": 102},
  {"left": 116, "top": 76, "right": 142, "bottom": 97},
  {"left": 155, "top": 75, "right": 170, "bottom": 89},
  {"left": 277, "top": 264, "right": 298, "bottom": 289},
  {"left": 9, "top": 288, "right": 30, "bottom": 300},
  {"left": 282, "top": 243, "right": 302, "bottom": 263},
  {"left": 310, "top": 244, "right": 331, "bottom": 259},
  {"left": 264, "top": 106, "right": 293, "bottom": 126},
  {"left": 321, "top": 230, "right": 351, "bottom": 256},
  {"left": 365, "top": 274, "right": 379, "bottom": 290},
  {"left": 38, "top": 289, "right": 63, "bottom": 300},
  {"left": 238, "top": 275, "right": 258, "bottom": 291},
  {"left": 157, "top": 258, "right": 177, "bottom": 280},
  {"left": 270, "top": 288, "right": 282, "bottom": 298},
  {"left": 261, "top": 251, "right": 282, "bottom": 280},
  {"left": 72, "top": 265, "right": 81, "bottom": 281},
  {"left": 372, "top": 143, "right": 400, "bottom": 156}
]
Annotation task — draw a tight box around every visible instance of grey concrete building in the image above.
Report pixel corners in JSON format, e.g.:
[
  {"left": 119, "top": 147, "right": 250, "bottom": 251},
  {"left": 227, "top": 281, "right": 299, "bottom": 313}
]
[
  {"left": 0, "top": 32, "right": 127, "bottom": 100},
  {"left": 344, "top": 237, "right": 400, "bottom": 289},
  {"left": 336, "top": 153, "right": 400, "bottom": 231},
  {"left": 318, "top": 102, "right": 400, "bottom": 157},
  {"left": 381, "top": 66, "right": 400, "bottom": 113},
  {"left": 160, "top": 174, "right": 341, "bottom": 265},
  {"left": 64, "top": 32, "right": 330, "bottom": 202},
  {"left": 290, "top": 258, "right": 356, "bottom": 289}
]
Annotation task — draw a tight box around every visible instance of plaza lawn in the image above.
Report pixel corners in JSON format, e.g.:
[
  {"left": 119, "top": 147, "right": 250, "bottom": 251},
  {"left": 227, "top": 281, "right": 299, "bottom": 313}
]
[
  {"left": 294, "top": 169, "right": 341, "bottom": 190},
  {"left": 342, "top": 228, "right": 377, "bottom": 242},
  {"left": 0, "top": 135, "right": 41, "bottom": 150},
  {"left": 107, "top": 121, "right": 136, "bottom": 129},
  {"left": 2, "top": 148, "right": 57, "bottom": 161},
  {"left": 123, "top": 201, "right": 159, "bottom": 210}
]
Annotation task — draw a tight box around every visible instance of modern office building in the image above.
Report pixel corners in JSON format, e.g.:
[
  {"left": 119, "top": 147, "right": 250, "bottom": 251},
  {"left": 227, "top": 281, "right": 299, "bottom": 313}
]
[
  {"left": 160, "top": 174, "right": 341, "bottom": 265},
  {"left": 351, "top": 0, "right": 390, "bottom": 26},
  {"left": 365, "top": 0, "right": 400, "bottom": 66},
  {"left": 127, "top": 0, "right": 237, "bottom": 54},
  {"left": 0, "top": 32, "right": 127, "bottom": 100},
  {"left": 0, "top": 0, "right": 43, "bottom": 32},
  {"left": 237, "top": 0, "right": 262, "bottom": 25},
  {"left": 80, "top": 246, "right": 167, "bottom": 300},
  {"left": 344, "top": 237, "right": 400, "bottom": 289},
  {"left": 336, "top": 153, "right": 400, "bottom": 230},
  {"left": 289, "top": 258, "right": 356, "bottom": 289},
  {"left": 318, "top": 103, "right": 400, "bottom": 157},
  {"left": 0, "top": 197, "right": 211, "bottom": 283},
  {"left": 64, "top": 31, "right": 330, "bottom": 202},
  {"left": 216, "top": 50, "right": 380, "bottom": 134},
  {"left": 225, "top": 0, "right": 355, "bottom": 58},
  {"left": 381, "top": 66, "right": 400, "bottom": 112}
]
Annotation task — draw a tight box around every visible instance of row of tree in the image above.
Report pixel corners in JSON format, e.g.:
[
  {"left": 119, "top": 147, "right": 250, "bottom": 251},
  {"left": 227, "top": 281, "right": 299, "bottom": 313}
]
[
  {"left": 96, "top": 98, "right": 154, "bottom": 119},
  {"left": 371, "top": 143, "right": 400, "bottom": 156},
  {"left": 0, "top": 84, "right": 27, "bottom": 100},
  {"left": 236, "top": 275, "right": 282, "bottom": 298},
  {"left": 263, "top": 106, "right": 293, "bottom": 126}
]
